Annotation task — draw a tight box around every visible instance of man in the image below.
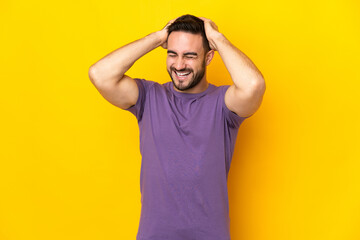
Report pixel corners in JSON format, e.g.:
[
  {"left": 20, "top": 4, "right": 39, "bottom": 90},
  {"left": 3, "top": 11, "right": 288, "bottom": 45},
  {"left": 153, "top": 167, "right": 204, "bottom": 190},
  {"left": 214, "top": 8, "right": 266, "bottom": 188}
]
[{"left": 89, "top": 14, "right": 265, "bottom": 240}]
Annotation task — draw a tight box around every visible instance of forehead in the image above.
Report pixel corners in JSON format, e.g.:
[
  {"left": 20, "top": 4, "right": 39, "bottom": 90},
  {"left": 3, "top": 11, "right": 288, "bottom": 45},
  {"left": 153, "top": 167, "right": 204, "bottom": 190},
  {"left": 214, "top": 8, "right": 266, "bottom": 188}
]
[{"left": 167, "top": 31, "right": 204, "bottom": 54}]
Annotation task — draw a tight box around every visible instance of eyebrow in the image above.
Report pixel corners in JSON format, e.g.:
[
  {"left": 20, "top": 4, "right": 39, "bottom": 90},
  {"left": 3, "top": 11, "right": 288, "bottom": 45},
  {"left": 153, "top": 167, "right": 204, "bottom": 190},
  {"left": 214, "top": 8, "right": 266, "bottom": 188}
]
[
  {"left": 167, "top": 50, "right": 198, "bottom": 56},
  {"left": 184, "top": 52, "right": 198, "bottom": 56}
]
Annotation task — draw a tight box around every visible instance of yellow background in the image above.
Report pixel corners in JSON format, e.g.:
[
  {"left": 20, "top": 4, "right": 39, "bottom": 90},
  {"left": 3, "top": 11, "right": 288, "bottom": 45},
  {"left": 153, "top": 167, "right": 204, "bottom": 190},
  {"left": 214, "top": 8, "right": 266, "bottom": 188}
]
[{"left": 1, "top": 0, "right": 359, "bottom": 239}]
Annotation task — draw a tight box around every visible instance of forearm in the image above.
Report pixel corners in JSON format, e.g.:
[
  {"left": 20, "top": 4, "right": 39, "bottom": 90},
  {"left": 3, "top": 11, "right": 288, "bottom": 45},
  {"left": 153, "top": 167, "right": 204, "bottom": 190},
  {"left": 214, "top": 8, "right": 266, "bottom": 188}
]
[
  {"left": 89, "top": 31, "right": 163, "bottom": 85},
  {"left": 211, "top": 33, "right": 265, "bottom": 92}
]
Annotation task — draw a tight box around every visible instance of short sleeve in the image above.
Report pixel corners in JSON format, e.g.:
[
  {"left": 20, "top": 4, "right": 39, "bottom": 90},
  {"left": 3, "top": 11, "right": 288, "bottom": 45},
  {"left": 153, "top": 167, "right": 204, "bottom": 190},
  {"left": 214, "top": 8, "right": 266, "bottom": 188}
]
[
  {"left": 125, "top": 78, "right": 151, "bottom": 121},
  {"left": 221, "top": 85, "right": 249, "bottom": 129}
]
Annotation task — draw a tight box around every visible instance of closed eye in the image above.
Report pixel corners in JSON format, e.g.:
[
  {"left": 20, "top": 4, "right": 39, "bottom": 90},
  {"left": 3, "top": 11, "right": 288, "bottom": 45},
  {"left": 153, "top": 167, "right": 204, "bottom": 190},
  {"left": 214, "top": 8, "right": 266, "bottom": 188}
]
[
  {"left": 167, "top": 50, "right": 177, "bottom": 57},
  {"left": 183, "top": 52, "right": 198, "bottom": 59}
]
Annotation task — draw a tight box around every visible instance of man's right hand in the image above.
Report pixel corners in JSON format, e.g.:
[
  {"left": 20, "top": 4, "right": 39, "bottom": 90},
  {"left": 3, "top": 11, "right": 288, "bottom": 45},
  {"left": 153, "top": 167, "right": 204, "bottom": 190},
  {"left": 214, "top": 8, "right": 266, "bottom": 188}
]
[{"left": 157, "top": 18, "right": 177, "bottom": 49}]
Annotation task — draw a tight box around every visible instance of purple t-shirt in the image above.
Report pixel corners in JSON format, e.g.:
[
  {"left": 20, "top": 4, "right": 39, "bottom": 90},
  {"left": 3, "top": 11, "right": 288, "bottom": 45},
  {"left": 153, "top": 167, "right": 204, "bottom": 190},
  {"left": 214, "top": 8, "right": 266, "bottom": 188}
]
[{"left": 126, "top": 78, "right": 248, "bottom": 240}]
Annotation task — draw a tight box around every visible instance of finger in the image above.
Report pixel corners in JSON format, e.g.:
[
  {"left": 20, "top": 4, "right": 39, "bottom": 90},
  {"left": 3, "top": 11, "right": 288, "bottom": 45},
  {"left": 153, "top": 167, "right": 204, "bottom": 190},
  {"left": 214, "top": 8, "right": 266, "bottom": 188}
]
[
  {"left": 212, "top": 22, "right": 219, "bottom": 30},
  {"left": 168, "top": 16, "right": 179, "bottom": 24},
  {"left": 163, "top": 17, "right": 178, "bottom": 30},
  {"left": 198, "top": 17, "right": 209, "bottom": 22}
]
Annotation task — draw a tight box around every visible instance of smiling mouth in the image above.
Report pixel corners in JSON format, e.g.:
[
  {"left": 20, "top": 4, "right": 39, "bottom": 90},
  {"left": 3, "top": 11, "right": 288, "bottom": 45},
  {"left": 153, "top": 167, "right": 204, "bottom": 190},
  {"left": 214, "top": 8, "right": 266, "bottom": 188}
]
[{"left": 174, "top": 71, "right": 191, "bottom": 77}]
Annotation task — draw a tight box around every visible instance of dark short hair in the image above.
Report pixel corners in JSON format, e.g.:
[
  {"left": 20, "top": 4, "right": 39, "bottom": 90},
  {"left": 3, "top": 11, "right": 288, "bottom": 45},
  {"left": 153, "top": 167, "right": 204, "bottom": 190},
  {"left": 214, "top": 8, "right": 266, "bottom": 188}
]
[{"left": 167, "top": 14, "right": 211, "bottom": 53}]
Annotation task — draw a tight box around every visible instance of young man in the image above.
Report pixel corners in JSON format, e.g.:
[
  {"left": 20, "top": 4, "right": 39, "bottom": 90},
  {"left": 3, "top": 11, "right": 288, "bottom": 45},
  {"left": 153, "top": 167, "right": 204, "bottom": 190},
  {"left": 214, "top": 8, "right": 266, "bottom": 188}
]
[{"left": 89, "top": 14, "right": 265, "bottom": 240}]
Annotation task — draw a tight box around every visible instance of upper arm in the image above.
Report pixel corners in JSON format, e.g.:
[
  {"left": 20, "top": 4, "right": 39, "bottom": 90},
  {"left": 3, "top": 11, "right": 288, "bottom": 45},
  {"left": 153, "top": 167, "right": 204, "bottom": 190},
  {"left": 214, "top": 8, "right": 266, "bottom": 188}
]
[
  {"left": 224, "top": 80, "right": 266, "bottom": 118},
  {"left": 89, "top": 70, "right": 139, "bottom": 110}
]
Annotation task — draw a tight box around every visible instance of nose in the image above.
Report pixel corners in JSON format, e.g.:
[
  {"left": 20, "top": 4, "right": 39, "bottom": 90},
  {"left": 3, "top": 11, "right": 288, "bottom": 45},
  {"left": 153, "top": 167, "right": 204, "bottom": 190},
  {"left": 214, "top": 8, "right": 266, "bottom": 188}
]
[{"left": 174, "top": 57, "right": 186, "bottom": 70}]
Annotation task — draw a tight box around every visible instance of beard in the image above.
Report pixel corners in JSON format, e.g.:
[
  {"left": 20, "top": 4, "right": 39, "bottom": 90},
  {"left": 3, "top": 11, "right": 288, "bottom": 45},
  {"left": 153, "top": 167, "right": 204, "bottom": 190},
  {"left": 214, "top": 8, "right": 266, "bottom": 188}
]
[{"left": 167, "top": 60, "right": 206, "bottom": 91}]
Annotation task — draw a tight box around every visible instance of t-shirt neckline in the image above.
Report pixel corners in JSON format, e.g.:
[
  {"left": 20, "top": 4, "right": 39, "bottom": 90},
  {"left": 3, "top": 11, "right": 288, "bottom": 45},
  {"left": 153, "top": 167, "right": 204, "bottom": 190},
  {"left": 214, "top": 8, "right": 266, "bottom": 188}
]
[{"left": 170, "top": 81, "right": 214, "bottom": 99}]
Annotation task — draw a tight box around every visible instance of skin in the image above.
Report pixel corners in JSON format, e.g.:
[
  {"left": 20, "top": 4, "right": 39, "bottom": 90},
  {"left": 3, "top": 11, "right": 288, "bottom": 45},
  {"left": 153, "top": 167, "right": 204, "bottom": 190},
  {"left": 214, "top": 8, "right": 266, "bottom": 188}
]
[
  {"left": 89, "top": 17, "right": 265, "bottom": 118},
  {"left": 166, "top": 31, "right": 214, "bottom": 93}
]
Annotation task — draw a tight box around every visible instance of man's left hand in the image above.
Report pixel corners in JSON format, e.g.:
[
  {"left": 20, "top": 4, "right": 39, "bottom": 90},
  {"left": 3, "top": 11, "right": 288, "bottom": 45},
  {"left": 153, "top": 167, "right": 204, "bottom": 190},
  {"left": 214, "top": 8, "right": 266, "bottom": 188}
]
[{"left": 199, "top": 17, "right": 222, "bottom": 51}]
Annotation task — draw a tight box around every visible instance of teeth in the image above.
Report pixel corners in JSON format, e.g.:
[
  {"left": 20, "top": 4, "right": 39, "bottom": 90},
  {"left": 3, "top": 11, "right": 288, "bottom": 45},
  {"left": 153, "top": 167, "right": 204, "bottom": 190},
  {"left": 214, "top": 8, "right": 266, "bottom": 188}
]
[{"left": 175, "top": 71, "right": 190, "bottom": 76}]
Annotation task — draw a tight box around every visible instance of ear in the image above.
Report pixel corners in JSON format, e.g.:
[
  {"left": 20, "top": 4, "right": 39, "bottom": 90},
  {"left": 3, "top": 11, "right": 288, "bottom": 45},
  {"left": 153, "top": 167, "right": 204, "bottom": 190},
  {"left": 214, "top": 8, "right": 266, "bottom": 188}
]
[{"left": 205, "top": 50, "right": 215, "bottom": 66}]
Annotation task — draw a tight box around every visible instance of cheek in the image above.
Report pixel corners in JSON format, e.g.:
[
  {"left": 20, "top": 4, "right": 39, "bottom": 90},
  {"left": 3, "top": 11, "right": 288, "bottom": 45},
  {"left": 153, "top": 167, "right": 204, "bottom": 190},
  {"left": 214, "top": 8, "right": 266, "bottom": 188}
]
[{"left": 191, "top": 61, "right": 201, "bottom": 70}]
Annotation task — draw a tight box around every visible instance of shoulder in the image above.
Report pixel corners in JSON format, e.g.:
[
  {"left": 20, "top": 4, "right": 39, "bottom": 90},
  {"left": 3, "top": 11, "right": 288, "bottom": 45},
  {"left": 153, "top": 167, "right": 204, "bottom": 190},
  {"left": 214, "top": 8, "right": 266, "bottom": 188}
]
[
  {"left": 133, "top": 78, "right": 157, "bottom": 89},
  {"left": 206, "top": 83, "right": 230, "bottom": 97},
  {"left": 213, "top": 84, "right": 249, "bottom": 126},
  {"left": 133, "top": 78, "right": 171, "bottom": 95},
  {"left": 133, "top": 79, "right": 172, "bottom": 100}
]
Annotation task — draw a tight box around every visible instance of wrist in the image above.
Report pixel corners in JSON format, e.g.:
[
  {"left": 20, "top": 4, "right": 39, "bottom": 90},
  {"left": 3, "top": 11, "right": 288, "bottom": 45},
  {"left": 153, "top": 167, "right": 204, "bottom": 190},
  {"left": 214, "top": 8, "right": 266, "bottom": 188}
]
[
  {"left": 209, "top": 32, "right": 226, "bottom": 50},
  {"left": 143, "top": 31, "right": 165, "bottom": 48},
  {"left": 153, "top": 30, "right": 168, "bottom": 47}
]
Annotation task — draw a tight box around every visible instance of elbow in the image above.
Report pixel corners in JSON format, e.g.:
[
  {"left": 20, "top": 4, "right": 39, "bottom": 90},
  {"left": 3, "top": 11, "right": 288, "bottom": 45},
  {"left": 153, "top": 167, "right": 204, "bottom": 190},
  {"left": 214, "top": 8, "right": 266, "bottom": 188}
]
[
  {"left": 255, "top": 71, "right": 266, "bottom": 91},
  {"left": 257, "top": 76, "right": 266, "bottom": 95},
  {"left": 232, "top": 75, "right": 266, "bottom": 96},
  {"left": 88, "top": 65, "right": 98, "bottom": 84},
  {"left": 248, "top": 76, "right": 266, "bottom": 96}
]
